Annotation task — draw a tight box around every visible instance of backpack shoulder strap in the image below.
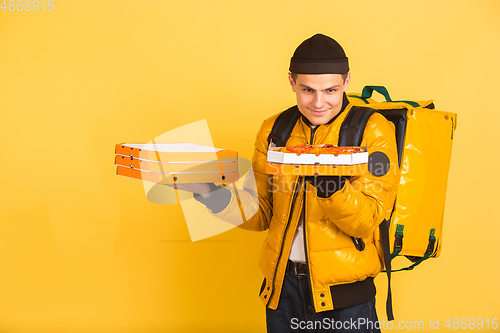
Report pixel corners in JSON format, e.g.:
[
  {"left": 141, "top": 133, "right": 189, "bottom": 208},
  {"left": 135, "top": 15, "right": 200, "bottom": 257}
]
[
  {"left": 338, "top": 105, "right": 377, "bottom": 146},
  {"left": 267, "top": 105, "right": 301, "bottom": 148}
]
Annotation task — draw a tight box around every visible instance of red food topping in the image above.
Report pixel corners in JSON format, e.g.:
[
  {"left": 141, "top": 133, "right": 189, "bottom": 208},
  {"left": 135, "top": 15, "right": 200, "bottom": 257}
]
[{"left": 279, "top": 144, "right": 362, "bottom": 156}]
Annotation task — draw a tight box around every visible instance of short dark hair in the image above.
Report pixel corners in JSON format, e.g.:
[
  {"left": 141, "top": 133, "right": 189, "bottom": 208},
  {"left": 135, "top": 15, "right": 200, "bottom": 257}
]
[{"left": 290, "top": 72, "right": 348, "bottom": 84}]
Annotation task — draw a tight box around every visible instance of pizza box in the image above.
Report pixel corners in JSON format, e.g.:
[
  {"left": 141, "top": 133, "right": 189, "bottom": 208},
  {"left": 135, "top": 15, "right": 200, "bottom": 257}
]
[
  {"left": 114, "top": 155, "right": 238, "bottom": 173},
  {"left": 265, "top": 161, "right": 368, "bottom": 176},
  {"left": 115, "top": 143, "right": 239, "bottom": 184},
  {"left": 266, "top": 145, "right": 368, "bottom": 176},
  {"left": 116, "top": 165, "right": 239, "bottom": 184},
  {"left": 115, "top": 143, "right": 237, "bottom": 162},
  {"left": 266, "top": 145, "right": 368, "bottom": 165}
]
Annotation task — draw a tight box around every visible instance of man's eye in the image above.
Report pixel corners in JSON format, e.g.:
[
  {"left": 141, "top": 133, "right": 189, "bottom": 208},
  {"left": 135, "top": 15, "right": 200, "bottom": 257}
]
[
  {"left": 327, "top": 89, "right": 336, "bottom": 93},
  {"left": 303, "top": 89, "right": 312, "bottom": 93}
]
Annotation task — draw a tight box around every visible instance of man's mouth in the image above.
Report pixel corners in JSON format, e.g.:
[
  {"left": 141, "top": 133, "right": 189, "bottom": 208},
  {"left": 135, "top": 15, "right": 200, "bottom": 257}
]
[{"left": 310, "top": 109, "right": 328, "bottom": 115}]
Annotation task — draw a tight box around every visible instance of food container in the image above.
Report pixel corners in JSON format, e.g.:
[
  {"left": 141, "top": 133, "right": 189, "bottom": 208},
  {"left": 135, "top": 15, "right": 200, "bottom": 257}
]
[
  {"left": 265, "top": 144, "right": 368, "bottom": 176},
  {"left": 115, "top": 143, "right": 238, "bottom": 184}
]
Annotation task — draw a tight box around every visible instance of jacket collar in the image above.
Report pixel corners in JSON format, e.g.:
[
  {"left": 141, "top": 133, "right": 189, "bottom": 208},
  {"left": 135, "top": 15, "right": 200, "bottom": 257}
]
[{"left": 301, "top": 92, "right": 350, "bottom": 128}]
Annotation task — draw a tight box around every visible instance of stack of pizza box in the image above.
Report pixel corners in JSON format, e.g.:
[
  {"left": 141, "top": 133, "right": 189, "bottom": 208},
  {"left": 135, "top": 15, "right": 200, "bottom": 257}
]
[
  {"left": 265, "top": 144, "right": 368, "bottom": 176},
  {"left": 115, "top": 143, "right": 239, "bottom": 184}
]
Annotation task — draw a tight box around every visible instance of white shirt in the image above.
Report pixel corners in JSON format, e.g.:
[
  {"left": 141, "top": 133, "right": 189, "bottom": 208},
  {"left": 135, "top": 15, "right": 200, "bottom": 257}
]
[{"left": 288, "top": 207, "right": 306, "bottom": 263}]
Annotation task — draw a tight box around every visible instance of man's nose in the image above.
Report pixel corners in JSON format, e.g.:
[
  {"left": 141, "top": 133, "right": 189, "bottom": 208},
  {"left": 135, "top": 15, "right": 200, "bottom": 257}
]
[{"left": 314, "top": 92, "right": 325, "bottom": 109}]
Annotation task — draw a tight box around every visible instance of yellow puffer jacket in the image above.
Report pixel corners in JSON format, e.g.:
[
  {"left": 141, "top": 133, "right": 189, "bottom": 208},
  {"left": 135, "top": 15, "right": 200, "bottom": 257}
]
[{"left": 212, "top": 100, "right": 400, "bottom": 313}]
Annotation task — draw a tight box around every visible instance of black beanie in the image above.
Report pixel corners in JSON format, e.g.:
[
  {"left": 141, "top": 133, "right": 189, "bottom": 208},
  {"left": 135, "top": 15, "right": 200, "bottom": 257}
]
[{"left": 289, "top": 34, "right": 349, "bottom": 74}]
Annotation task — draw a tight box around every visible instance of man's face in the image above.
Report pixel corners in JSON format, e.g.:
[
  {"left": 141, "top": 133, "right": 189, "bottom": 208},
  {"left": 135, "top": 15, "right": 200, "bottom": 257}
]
[{"left": 288, "top": 73, "right": 351, "bottom": 126}]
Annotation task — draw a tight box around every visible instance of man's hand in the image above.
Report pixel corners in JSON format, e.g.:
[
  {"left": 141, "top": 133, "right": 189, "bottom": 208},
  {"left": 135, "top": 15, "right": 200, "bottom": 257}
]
[
  {"left": 305, "top": 175, "right": 345, "bottom": 198},
  {"left": 165, "top": 183, "right": 212, "bottom": 198}
]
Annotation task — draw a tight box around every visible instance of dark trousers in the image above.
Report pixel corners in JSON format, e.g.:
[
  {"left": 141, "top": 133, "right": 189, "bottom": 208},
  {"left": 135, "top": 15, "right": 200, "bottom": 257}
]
[{"left": 266, "top": 269, "right": 381, "bottom": 333}]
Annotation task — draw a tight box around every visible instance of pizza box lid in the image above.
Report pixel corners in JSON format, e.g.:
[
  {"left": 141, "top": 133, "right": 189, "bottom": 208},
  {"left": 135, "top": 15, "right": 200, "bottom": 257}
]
[{"left": 267, "top": 145, "right": 368, "bottom": 165}]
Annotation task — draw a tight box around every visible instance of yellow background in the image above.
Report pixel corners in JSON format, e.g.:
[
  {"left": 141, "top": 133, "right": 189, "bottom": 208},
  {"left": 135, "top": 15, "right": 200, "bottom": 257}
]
[{"left": 1, "top": 0, "right": 499, "bottom": 332}]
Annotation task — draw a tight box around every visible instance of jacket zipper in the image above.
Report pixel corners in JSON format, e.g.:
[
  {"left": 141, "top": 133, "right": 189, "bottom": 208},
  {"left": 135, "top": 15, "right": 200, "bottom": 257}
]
[
  {"left": 303, "top": 125, "right": 318, "bottom": 314},
  {"left": 267, "top": 175, "right": 301, "bottom": 306}
]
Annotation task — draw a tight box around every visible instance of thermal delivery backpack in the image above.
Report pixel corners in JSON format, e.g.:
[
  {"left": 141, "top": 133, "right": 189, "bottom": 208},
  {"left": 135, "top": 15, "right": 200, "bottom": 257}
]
[{"left": 347, "top": 86, "right": 456, "bottom": 270}]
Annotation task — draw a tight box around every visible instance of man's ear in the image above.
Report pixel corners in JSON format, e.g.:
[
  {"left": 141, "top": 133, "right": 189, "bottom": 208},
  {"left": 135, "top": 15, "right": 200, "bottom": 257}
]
[
  {"left": 288, "top": 73, "right": 297, "bottom": 92},
  {"left": 343, "top": 73, "right": 351, "bottom": 91}
]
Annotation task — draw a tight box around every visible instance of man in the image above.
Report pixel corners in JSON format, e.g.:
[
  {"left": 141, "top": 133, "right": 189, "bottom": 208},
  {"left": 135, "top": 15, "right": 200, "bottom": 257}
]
[{"left": 172, "top": 34, "right": 399, "bottom": 332}]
